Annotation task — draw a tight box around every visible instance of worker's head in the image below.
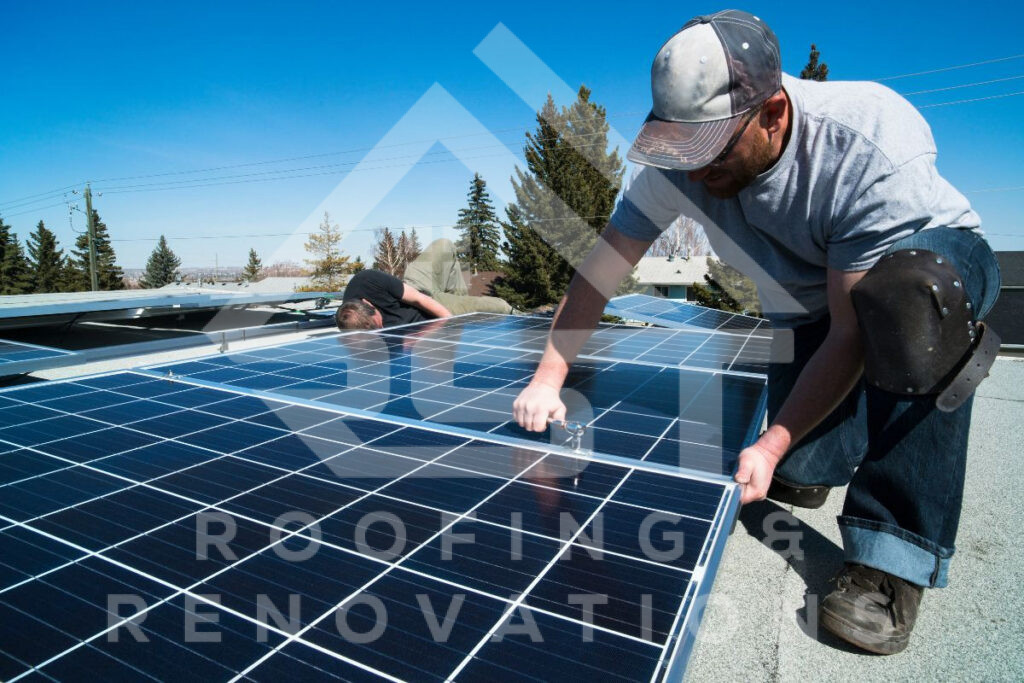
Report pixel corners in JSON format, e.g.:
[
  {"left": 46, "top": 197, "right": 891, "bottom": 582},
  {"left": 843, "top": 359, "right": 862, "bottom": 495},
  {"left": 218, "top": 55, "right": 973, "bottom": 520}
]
[
  {"left": 336, "top": 300, "right": 382, "bottom": 330},
  {"left": 627, "top": 10, "right": 787, "bottom": 197}
]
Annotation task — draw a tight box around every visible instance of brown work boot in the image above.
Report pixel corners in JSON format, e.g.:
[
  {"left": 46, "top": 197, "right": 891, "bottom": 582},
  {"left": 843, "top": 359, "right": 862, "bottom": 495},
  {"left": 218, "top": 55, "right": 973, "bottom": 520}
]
[
  {"left": 766, "top": 474, "right": 831, "bottom": 509},
  {"left": 820, "top": 564, "right": 924, "bottom": 654}
]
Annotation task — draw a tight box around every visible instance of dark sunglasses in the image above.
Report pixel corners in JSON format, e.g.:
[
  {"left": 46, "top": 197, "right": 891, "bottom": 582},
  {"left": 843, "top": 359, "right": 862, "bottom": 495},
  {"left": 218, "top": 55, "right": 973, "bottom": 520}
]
[{"left": 709, "top": 107, "right": 761, "bottom": 165}]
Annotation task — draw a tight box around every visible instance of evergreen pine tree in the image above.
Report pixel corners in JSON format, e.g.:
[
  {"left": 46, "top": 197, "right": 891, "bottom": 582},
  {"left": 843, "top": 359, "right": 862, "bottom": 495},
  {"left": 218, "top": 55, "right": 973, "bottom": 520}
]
[
  {"left": 0, "top": 216, "right": 13, "bottom": 290},
  {"left": 800, "top": 44, "right": 829, "bottom": 81},
  {"left": 0, "top": 232, "right": 33, "bottom": 295},
  {"left": 140, "top": 235, "right": 182, "bottom": 288},
  {"left": 493, "top": 205, "right": 557, "bottom": 309},
  {"left": 455, "top": 173, "right": 502, "bottom": 273},
  {"left": 26, "top": 221, "right": 65, "bottom": 293},
  {"left": 241, "top": 248, "right": 263, "bottom": 282},
  {"left": 495, "top": 86, "right": 625, "bottom": 308},
  {"left": 693, "top": 258, "right": 762, "bottom": 315},
  {"left": 304, "top": 211, "right": 351, "bottom": 291},
  {"left": 69, "top": 210, "right": 125, "bottom": 290}
]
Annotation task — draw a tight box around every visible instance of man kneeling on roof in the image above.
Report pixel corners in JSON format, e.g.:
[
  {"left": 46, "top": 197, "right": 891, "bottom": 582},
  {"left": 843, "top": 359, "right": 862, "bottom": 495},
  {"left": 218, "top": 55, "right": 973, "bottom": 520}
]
[{"left": 335, "top": 238, "right": 514, "bottom": 330}]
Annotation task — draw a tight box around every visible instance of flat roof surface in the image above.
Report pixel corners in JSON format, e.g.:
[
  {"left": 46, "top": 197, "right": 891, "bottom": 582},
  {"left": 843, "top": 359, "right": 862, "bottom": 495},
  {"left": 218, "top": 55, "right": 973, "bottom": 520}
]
[{"left": 688, "top": 357, "right": 1024, "bottom": 680}]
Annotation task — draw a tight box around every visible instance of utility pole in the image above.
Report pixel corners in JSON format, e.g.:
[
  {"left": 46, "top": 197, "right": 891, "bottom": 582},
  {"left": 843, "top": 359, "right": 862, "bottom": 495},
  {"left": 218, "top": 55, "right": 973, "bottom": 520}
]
[{"left": 83, "top": 183, "right": 99, "bottom": 291}]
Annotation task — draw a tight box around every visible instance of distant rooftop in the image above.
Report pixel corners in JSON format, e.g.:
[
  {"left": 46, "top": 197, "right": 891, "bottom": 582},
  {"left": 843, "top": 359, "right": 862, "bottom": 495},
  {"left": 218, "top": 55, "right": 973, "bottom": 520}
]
[{"left": 634, "top": 255, "right": 710, "bottom": 286}]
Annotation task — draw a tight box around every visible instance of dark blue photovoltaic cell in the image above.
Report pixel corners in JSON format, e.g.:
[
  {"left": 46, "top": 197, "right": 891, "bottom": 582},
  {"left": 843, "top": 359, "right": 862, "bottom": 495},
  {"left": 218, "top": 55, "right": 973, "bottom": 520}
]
[
  {"left": 0, "top": 558, "right": 173, "bottom": 676},
  {"left": 0, "top": 526, "right": 86, "bottom": 591},
  {"left": 402, "top": 521, "right": 562, "bottom": 597},
  {"left": 605, "top": 294, "right": 769, "bottom": 334},
  {"left": 0, "top": 448, "right": 68, "bottom": 485},
  {"left": 0, "top": 467, "right": 130, "bottom": 522},
  {"left": 527, "top": 545, "right": 690, "bottom": 642},
  {"left": 0, "top": 340, "right": 69, "bottom": 371},
  {"left": 30, "top": 486, "right": 203, "bottom": 551},
  {"left": 462, "top": 608, "right": 662, "bottom": 682},
  {"left": 36, "top": 596, "right": 286, "bottom": 681},
  {"left": 198, "top": 541, "right": 384, "bottom": 631},
  {"left": 247, "top": 641, "right": 391, "bottom": 682},
  {"left": 304, "top": 569, "right": 508, "bottom": 682},
  {"left": 101, "top": 514, "right": 279, "bottom": 586}
]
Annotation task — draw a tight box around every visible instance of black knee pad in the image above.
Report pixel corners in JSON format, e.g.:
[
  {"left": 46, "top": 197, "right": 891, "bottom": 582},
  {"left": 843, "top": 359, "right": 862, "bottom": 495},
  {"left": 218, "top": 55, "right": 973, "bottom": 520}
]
[{"left": 851, "top": 248, "right": 999, "bottom": 411}]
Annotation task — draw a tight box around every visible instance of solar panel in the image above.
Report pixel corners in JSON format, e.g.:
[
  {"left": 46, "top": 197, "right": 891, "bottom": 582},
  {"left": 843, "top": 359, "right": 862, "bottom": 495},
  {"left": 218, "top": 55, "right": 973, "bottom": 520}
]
[
  {"left": 376, "top": 313, "right": 770, "bottom": 375},
  {"left": 150, "top": 319, "right": 766, "bottom": 477},
  {"left": 0, "top": 339, "right": 74, "bottom": 376},
  {"left": 0, "top": 369, "right": 740, "bottom": 681},
  {"left": 605, "top": 294, "right": 770, "bottom": 337}
]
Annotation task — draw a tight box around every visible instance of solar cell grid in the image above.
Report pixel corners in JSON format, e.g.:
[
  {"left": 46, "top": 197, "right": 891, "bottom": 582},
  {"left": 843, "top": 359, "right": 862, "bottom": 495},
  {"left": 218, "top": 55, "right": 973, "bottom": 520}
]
[
  {"left": 377, "top": 313, "right": 771, "bottom": 374},
  {"left": 0, "top": 370, "right": 739, "bottom": 681},
  {"left": 605, "top": 294, "right": 770, "bottom": 336},
  {"left": 151, "top": 327, "right": 764, "bottom": 478}
]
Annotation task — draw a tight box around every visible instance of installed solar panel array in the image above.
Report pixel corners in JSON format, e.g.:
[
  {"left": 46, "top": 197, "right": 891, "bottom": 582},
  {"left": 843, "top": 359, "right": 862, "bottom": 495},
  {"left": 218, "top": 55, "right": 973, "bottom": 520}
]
[
  {"left": 0, "top": 311, "right": 767, "bottom": 681},
  {"left": 605, "top": 294, "right": 770, "bottom": 337},
  {"left": 0, "top": 340, "right": 72, "bottom": 376}
]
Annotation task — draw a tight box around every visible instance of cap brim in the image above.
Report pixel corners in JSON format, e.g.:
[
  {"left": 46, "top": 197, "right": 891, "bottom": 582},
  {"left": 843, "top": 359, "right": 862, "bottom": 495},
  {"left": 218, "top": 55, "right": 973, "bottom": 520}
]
[{"left": 627, "top": 112, "right": 743, "bottom": 171}]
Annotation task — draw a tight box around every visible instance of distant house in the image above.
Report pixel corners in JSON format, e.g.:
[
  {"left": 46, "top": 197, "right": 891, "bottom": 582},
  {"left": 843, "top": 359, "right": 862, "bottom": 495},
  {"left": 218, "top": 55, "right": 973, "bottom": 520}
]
[
  {"left": 988, "top": 251, "right": 1023, "bottom": 347},
  {"left": 633, "top": 255, "right": 710, "bottom": 300}
]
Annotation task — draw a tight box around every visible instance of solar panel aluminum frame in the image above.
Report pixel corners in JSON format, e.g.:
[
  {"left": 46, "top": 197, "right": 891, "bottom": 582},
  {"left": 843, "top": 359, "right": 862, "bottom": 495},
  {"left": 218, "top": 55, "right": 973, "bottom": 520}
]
[
  {"left": 0, "top": 338, "right": 75, "bottom": 377},
  {"left": 0, "top": 316, "right": 336, "bottom": 378}
]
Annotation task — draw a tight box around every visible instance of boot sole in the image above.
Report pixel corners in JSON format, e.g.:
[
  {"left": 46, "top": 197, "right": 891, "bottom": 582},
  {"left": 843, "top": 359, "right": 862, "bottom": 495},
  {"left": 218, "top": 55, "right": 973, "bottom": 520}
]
[{"left": 820, "top": 606, "right": 909, "bottom": 655}]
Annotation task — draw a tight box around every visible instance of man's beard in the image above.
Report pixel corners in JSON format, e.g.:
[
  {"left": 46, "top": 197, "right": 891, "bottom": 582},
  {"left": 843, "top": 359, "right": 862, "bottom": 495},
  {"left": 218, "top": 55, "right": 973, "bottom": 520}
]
[{"left": 704, "top": 134, "right": 775, "bottom": 199}]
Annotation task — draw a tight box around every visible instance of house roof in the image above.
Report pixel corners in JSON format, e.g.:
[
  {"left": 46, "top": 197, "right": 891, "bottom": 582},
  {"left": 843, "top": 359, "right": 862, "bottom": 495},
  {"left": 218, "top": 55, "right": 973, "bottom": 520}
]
[{"left": 634, "top": 256, "right": 710, "bottom": 286}]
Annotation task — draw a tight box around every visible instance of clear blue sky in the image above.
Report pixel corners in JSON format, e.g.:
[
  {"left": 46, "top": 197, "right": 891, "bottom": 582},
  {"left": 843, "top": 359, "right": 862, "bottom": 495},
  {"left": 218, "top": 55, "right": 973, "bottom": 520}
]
[{"left": 2, "top": 0, "right": 1022, "bottom": 268}]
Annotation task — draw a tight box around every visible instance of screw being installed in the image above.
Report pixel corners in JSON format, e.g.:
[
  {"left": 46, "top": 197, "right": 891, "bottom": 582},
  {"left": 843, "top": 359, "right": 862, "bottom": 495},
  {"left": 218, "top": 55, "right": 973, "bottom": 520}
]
[{"left": 549, "top": 418, "right": 587, "bottom": 452}]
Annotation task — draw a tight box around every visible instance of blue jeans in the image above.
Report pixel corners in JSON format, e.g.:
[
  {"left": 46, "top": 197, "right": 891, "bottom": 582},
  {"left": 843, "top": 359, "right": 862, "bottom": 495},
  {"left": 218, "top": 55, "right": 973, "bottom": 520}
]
[{"left": 770, "top": 228, "right": 1001, "bottom": 588}]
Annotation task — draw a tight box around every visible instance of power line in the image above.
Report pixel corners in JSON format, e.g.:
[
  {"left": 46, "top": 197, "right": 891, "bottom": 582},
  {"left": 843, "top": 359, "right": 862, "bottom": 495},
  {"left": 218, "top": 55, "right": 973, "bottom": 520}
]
[
  {"left": 0, "top": 109, "right": 647, "bottom": 207},
  {"left": 901, "top": 74, "right": 1024, "bottom": 96},
  {"left": 1, "top": 201, "right": 71, "bottom": 220},
  {"left": 917, "top": 89, "right": 1024, "bottom": 109},
  {"left": 875, "top": 53, "right": 1024, "bottom": 82},
  {"left": 106, "top": 215, "right": 612, "bottom": 243},
  {"left": 0, "top": 183, "right": 79, "bottom": 210},
  {"left": 90, "top": 135, "right": 612, "bottom": 194},
  {"left": 967, "top": 185, "right": 1024, "bottom": 194}
]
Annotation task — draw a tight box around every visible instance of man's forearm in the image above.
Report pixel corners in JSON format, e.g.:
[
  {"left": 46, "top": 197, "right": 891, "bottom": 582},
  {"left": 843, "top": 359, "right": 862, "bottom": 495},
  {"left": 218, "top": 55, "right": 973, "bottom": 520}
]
[
  {"left": 533, "top": 276, "right": 610, "bottom": 388},
  {"left": 530, "top": 227, "right": 652, "bottom": 390},
  {"left": 760, "top": 331, "right": 864, "bottom": 460}
]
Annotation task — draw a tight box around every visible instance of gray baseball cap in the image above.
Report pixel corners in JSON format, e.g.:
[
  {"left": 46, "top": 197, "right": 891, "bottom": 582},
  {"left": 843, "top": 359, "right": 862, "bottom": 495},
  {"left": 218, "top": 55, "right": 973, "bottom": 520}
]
[{"left": 628, "top": 10, "right": 782, "bottom": 171}]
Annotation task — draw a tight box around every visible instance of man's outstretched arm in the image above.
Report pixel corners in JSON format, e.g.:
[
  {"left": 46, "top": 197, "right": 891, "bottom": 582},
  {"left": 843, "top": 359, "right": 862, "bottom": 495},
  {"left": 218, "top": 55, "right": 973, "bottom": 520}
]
[
  {"left": 734, "top": 268, "right": 867, "bottom": 503},
  {"left": 401, "top": 284, "right": 453, "bottom": 319},
  {"left": 513, "top": 226, "right": 653, "bottom": 431}
]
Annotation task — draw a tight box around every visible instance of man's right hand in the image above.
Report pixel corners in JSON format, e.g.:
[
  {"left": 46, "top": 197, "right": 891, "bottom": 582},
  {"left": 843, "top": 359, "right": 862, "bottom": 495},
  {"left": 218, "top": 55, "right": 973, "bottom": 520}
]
[{"left": 513, "top": 381, "right": 567, "bottom": 432}]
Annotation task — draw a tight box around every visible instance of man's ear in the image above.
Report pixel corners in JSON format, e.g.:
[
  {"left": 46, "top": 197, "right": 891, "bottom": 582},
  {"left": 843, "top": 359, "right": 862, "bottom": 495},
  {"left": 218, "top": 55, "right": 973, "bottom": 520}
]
[{"left": 761, "top": 90, "right": 788, "bottom": 135}]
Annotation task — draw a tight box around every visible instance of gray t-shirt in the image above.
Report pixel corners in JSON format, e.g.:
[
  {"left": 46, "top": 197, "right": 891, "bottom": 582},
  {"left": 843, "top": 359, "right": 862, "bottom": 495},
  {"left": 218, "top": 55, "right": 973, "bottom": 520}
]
[{"left": 611, "top": 73, "right": 981, "bottom": 327}]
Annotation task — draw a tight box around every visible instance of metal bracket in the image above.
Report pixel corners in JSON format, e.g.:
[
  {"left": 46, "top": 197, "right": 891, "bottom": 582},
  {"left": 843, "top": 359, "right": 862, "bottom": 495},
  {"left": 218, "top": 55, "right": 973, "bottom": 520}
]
[{"left": 548, "top": 418, "right": 587, "bottom": 452}]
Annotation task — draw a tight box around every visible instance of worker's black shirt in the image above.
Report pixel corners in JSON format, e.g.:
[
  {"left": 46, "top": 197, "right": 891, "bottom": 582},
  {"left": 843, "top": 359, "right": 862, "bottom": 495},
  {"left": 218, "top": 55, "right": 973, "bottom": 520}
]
[{"left": 342, "top": 270, "right": 425, "bottom": 328}]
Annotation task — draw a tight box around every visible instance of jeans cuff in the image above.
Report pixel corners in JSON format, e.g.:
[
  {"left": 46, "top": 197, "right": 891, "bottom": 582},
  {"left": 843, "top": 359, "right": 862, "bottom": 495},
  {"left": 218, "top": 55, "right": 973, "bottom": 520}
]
[{"left": 838, "top": 516, "right": 954, "bottom": 588}]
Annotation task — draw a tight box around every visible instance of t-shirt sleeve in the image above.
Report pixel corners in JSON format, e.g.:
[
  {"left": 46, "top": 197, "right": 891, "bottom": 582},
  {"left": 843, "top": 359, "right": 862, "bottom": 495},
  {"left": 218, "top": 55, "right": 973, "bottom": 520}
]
[
  {"left": 609, "top": 166, "right": 683, "bottom": 242},
  {"left": 343, "top": 270, "right": 404, "bottom": 302},
  {"left": 827, "top": 154, "right": 944, "bottom": 272}
]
